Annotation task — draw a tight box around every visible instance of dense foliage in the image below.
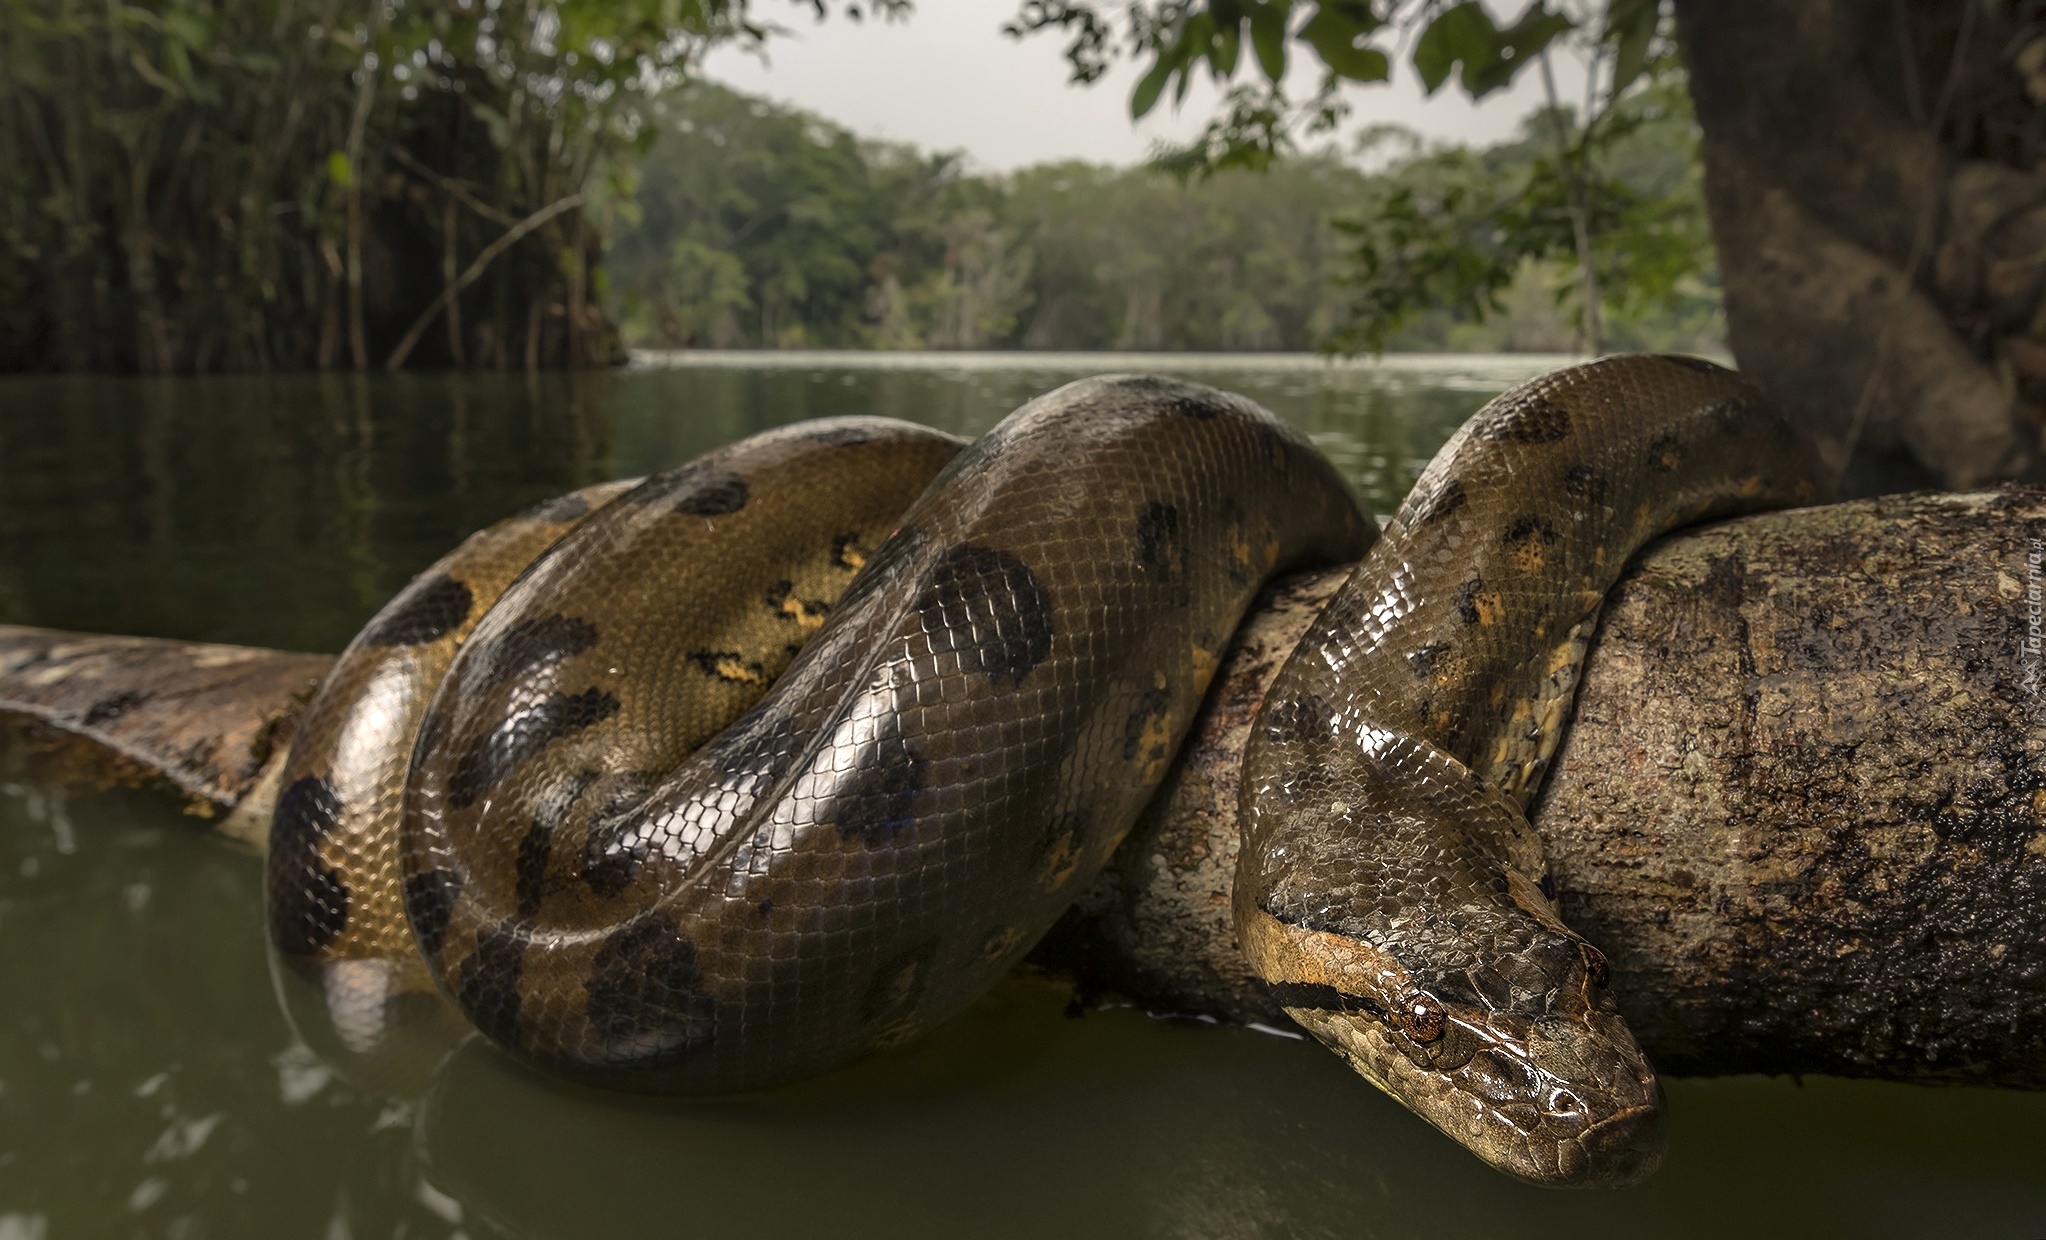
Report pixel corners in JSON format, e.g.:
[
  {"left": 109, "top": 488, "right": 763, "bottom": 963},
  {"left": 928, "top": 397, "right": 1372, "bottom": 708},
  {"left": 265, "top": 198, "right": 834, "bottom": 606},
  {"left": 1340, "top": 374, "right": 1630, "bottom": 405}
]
[
  {"left": 1008, "top": 0, "right": 1699, "bottom": 353},
  {"left": 0, "top": 0, "right": 896, "bottom": 373},
  {"left": 607, "top": 80, "right": 1720, "bottom": 353}
]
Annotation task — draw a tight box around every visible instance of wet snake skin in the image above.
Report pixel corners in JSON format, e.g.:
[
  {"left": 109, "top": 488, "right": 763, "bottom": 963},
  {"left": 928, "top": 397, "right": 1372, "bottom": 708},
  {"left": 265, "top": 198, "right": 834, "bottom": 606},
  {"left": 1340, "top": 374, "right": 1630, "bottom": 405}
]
[
  {"left": 1235, "top": 355, "right": 1826, "bottom": 1185},
  {"left": 268, "top": 360, "right": 1823, "bottom": 1186},
  {"left": 270, "top": 377, "right": 1366, "bottom": 1091},
  {"left": 268, "top": 420, "right": 966, "bottom": 1052}
]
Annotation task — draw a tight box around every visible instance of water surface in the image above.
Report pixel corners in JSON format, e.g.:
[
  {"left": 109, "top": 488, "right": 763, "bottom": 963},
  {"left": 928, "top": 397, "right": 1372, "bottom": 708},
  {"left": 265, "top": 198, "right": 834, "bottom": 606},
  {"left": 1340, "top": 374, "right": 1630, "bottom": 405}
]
[{"left": 2, "top": 353, "right": 2041, "bottom": 1238}]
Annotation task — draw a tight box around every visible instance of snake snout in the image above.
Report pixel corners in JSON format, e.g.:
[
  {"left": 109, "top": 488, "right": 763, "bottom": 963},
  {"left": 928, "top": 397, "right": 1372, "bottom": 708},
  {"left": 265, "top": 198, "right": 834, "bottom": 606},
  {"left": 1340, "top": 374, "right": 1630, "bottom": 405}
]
[
  {"left": 1520, "top": 1012, "right": 1666, "bottom": 1187},
  {"left": 1568, "top": 1099, "right": 1668, "bottom": 1187}
]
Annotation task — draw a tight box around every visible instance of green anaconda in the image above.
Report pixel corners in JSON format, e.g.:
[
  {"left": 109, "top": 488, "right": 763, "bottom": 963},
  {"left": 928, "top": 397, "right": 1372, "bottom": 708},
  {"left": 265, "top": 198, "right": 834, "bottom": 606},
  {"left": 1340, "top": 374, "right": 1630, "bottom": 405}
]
[{"left": 266, "top": 360, "right": 1825, "bottom": 1187}]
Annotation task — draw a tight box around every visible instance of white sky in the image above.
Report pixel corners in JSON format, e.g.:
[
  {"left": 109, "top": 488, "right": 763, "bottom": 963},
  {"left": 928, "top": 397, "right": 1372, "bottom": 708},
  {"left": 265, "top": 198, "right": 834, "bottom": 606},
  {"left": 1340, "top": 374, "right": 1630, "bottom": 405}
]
[{"left": 704, "top": 0, "right": 1585, "bottom": 173}]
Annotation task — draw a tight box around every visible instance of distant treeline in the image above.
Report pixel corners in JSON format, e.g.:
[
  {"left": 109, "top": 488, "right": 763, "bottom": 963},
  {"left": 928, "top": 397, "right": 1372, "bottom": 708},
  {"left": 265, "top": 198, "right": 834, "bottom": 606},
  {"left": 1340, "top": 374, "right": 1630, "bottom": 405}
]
[{"left": 609, "top": 82, "right": 1724, "bottom": 355}]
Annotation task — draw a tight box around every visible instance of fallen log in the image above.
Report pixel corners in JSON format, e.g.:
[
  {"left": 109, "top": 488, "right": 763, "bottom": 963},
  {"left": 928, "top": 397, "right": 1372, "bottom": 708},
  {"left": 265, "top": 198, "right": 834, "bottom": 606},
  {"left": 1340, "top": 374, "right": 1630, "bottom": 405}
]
[{"left": 3, "top": 488, "right": 2041, "bottom": 1084}]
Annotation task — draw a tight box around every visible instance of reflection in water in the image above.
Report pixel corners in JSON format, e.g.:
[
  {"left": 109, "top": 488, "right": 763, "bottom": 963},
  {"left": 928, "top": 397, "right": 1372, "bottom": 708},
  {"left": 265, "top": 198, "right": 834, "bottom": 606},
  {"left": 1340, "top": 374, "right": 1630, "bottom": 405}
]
[
  {"left": 415, "top": 980, "right": 2046, "bottom": 1240},
  {"left": 3, "top": 355, "right": 2044, "bottom": 1238}
]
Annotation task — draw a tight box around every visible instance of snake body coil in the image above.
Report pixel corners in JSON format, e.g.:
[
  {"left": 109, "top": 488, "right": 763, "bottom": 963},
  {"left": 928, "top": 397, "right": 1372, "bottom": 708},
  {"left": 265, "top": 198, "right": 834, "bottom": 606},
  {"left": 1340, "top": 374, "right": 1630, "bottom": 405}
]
[
  {"left": 268, "top": 360, "right": 1824, "bottom": 1185},
  {"left": 272, "top": 377, "right": 1366, "bottom": 1090}
]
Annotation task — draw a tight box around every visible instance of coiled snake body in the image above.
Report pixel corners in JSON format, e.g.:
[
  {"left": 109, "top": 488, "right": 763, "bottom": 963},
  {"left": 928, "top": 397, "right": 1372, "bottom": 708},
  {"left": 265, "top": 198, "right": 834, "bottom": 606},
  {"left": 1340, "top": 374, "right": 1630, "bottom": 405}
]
[{"left": 268, "top": 361, "right": 1823, "bottom": 1186}]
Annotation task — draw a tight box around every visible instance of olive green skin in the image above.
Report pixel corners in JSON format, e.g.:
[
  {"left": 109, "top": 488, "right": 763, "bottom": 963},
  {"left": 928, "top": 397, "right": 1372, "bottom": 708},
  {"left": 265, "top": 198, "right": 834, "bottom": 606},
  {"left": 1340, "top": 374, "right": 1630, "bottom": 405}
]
[
  {"left": 267, "top": 419, "right": 969, "bottom": 1060},
  {"left": 1236, "top": 356, "right": 1829, "bottom": 1188},
  {"left": 265, "top": 475, "right": 645, "bottom": 1054},
  {"left": 396, "top": 376, "right": 1367, "bottom": 1090}
]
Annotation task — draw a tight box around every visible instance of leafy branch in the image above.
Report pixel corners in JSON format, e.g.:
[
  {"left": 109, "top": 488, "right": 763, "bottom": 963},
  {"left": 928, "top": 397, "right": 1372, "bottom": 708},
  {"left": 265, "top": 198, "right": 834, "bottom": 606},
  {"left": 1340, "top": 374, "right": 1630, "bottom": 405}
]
[{"left": 1006, "top": 0, "right": 1710, "bottom": 355}]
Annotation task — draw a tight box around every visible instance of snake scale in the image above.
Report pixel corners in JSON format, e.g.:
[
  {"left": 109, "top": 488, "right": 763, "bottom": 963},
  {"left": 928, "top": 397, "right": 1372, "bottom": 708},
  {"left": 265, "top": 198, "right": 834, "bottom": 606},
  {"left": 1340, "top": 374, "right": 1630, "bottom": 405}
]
[{"left": 268, "top": 360, "right": 1824, "bottom": 1187}]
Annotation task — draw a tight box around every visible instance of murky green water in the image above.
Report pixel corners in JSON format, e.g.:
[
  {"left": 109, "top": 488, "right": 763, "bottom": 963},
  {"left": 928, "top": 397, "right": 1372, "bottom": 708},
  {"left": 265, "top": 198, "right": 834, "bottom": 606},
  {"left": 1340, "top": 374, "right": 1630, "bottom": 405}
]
[{"left": 2, "top": 352, "right": 2042, "bottom": 1238}]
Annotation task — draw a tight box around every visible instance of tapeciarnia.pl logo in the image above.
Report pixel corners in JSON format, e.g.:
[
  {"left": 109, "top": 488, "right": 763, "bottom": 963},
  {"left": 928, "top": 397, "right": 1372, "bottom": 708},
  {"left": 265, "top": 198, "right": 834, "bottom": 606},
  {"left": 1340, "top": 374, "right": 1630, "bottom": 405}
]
[{"left": 2024, "top": 538, "right": 2044, "bottom": 696}]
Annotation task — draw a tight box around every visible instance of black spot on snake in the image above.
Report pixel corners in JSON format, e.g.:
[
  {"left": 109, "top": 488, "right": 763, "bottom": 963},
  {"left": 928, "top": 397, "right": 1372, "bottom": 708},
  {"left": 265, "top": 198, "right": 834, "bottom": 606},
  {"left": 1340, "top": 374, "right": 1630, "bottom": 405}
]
[
  {"left": 1407, "top": 641, "right": 1451, "bottom": 679},
  {"left": 687, "top": 650, "right": 767, "bottom": 684},
  {"left": 831, "top": 533, "right": 869, "bottom": 572},
  {"left": 514, "top": 820, "right": 555, "bottom": 919},
  {"left": 819, "top": 723, "right": 928, "bottom": 844},
  {"left": 1029, "top": 809, "right": 1091, "bottom": 883},
  {"left": 1119, "top": 375, "right": 1223, "bottom": 419},
  {"left": 1706, "top": 397, "right": 1750, "bottom": 436},
  {"left": 583, "top": 915, "right": 719, "bottom": 1068},
  {"left": 576, "top": 771, "right": 662, "bottom": 898},
  {"left": 447, "top": 688, "right": 621, "bottom": 809},
  {"left": 1402, "top": 476, "right": 1467, "bottom": 528},
  {"left": 862, "top": 939, "right": 939, "bottom": 1026},
  {"left": 360, "top": 575, "right": 473, "bottom": 647},
  {"left": 404, "top": 867, "right": 461, "bottom": 960},
  {"left": 1504, "top": 516, "right": 1560, "bottom": 546},
  {"left": 82, "top": 690, "right": 149, "bottom": 726},
  {"left": 267, "top": 775, "right": 349, "bottom": 956},
  {"left": 479, "top": 614, "right": 600, "bottom": 692},
  {"left": 522, "top": 491, "right": 590, "bottom": 522},
  {"left": 456, "top": 921, "right": 527, "bottom": 1047},
  {"left": 1471, "top": 393, "right": 1572, "bottom": 444},
  {"left": 914, "top": 544, "right": 1053, "bottom": 686},
  {"left": 674, "top": 467, "right": 749, "bottom": 516},
  {"left": 1121, "top": 685, "right": 1174, "bottom": 760},
  {"left": 765, "top": 581, "right": 830, "bottom": 629},
  {"left": 1561, "top": 464, "right": 1604, "bottom": 499},
  {"left": 1135, "top": 501, "right": 1185, "bottom": 585},
  {"left": 1648, "top": 431, "right": 1685, "bottom": 471},
  {"left": 1456, "top": 576, "right": 1488, "bottom": 625},
  {"left": 806, "top": 424, "right": 878, "bottom": 446},
  {"left": 631, "top": 461, "right": 750, "bottom": 516}
]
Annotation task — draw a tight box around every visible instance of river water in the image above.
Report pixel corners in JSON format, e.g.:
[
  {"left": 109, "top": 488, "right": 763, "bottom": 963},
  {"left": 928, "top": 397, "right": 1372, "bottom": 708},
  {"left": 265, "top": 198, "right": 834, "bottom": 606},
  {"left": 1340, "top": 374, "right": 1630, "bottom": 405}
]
[{"left": 1, "top": 353, "right": 2041, "bottom": 1238}]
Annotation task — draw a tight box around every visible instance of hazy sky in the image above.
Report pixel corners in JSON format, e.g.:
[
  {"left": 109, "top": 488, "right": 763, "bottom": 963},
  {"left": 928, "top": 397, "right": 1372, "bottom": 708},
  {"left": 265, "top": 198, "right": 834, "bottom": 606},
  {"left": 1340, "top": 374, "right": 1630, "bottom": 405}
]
[{"left": 703, "top": 1, "right": 1583, "bottom": 172}]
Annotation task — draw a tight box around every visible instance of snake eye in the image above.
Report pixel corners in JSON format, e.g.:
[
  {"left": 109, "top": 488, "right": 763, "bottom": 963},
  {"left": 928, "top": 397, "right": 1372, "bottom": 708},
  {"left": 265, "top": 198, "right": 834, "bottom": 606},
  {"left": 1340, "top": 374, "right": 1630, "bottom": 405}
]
[
  {"left": 1398, "top": 996, "right": 1445, "bottom": 1043},
  {"left": 1581, "top": 943, "right": 1611, "bottom": 987}
]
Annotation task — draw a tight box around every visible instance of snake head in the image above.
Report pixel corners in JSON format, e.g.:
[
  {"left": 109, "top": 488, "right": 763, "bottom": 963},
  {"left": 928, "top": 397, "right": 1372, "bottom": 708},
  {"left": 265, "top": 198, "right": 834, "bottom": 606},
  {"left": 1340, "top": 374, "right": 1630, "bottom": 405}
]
[{"left": 1240, "top": 902, "right": 1666, "bottom": 1187}]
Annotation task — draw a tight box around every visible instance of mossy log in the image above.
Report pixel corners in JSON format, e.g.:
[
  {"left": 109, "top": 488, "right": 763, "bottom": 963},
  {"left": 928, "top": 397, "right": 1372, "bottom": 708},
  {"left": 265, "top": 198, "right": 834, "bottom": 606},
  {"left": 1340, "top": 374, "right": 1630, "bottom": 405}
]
[{"left": 2, "top": 488, "right": 2041, "bottom": 1084}]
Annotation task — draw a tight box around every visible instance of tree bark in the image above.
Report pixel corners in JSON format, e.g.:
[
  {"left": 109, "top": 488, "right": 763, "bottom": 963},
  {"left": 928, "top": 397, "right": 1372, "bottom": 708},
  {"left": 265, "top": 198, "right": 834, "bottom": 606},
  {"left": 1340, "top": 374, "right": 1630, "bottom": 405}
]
[
  {"left": 1673, "top": 0, "right": 2046, "bottom": 494},
  {"left": 1034, "top": 487, "right": 2046, "bottom": 1086},
  {"left": 3, "top": 490, "right": 2041, "bottom": 1083}
]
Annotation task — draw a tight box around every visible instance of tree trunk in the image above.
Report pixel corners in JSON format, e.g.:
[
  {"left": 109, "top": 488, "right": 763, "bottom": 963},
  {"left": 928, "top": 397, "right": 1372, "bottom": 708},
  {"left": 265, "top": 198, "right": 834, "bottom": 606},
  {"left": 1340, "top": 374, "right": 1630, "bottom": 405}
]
[
  {"left": 1673, "top": 0, "right": 2046, "bottom": 495},
  {"left": 3, "top": 490, "right": 2041, "bottom": 1083},
  {"left": 1035, "top": 487, "right": 2046, "bottom": 1086}
]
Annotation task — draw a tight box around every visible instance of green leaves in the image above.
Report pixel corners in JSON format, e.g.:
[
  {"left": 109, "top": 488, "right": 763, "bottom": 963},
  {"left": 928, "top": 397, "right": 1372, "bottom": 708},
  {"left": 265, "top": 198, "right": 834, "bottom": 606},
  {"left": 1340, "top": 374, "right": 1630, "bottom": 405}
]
[
  {"left": 1296, "top": 2, "right": 1388, "bottom": 83},
  {"left": 1127, "top": 2, "right": 1393, "bottom": 121},
  {"left": 1412, "top": 1, "right": 1572, "bottom": 99},
  {"left": 1604, "top": 0, "right": 1661, "bottom": 97},
  {"left": 1328, "top": 67, "right": 1715, "bottom": 356}
]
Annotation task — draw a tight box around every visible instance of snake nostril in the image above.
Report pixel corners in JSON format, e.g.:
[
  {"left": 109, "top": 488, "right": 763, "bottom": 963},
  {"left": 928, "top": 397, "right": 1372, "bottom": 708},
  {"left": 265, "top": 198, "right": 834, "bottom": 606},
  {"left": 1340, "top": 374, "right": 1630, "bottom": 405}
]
[
  {"left": 1581, "top": 943, "right": 1610, "bottom": 987},
  {"left": 1552, "top": 1090, "right": 1581, "bottom": 1115}
]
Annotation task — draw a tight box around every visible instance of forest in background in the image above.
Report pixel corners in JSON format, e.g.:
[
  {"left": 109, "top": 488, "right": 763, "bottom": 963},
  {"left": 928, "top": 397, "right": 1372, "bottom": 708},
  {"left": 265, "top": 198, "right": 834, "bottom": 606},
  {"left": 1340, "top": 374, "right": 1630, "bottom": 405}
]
[
  {"left": 607, "top": 78, "right": 1725, "bottom": 355},
  {"left": 1, "top": 0, "right": 1724, "bottom": 371}
]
